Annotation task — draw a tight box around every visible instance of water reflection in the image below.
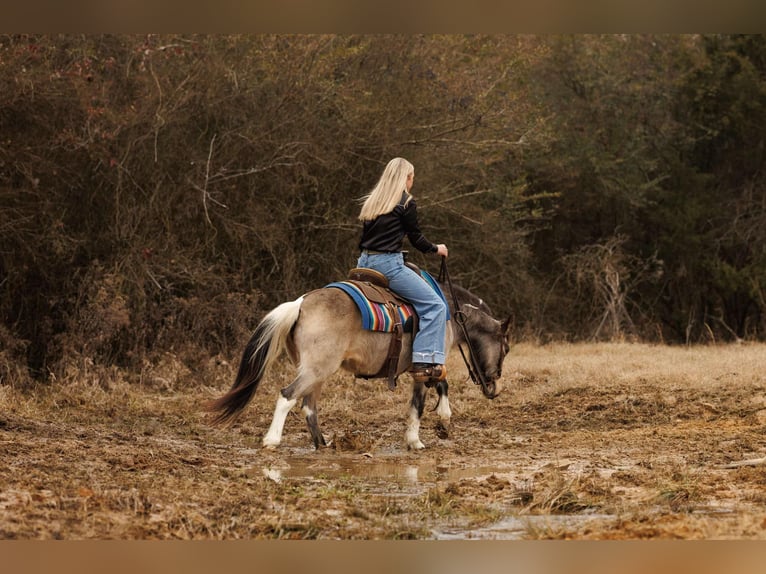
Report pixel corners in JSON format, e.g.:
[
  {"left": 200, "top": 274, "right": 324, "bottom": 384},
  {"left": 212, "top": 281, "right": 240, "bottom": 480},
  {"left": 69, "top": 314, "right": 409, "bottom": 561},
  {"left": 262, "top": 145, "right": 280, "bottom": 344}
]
[
  {"left": 258, "top": 454, "right": 511, "bottom": 487},
  {"left": 254, "top": 454, "right": 617, "bottom": 540}
]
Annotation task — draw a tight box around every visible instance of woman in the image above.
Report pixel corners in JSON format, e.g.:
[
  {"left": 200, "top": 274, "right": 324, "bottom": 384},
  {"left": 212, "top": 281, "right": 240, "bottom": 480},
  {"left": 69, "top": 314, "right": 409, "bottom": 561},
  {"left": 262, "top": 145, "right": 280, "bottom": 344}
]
[{"left": 357, "top": 157, "right": 449, "bottom": 384}]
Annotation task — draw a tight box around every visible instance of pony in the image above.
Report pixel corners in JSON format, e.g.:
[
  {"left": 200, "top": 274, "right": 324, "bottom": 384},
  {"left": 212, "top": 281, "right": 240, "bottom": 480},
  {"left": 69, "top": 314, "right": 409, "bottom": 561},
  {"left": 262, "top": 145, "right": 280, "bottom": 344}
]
[{"left": 207, "top": 274, "right": 512, "bottom": 450}]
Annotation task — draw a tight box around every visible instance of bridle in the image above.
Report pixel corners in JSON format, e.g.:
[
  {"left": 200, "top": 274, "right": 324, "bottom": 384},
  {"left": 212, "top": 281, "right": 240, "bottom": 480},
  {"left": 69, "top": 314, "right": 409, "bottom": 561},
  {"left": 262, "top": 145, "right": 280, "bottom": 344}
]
[{"left": 438, "top": 257, "right": 493, "bottom": 398}]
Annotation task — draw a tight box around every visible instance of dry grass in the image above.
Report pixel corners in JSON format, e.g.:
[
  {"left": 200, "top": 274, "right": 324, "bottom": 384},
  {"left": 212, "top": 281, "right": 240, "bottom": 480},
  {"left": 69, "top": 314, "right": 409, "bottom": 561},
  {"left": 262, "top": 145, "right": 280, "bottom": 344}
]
[
  {"left": 2, "top": 342, "right": 766, "bottom": 539},
  {"left": 511, "top": 341, "right": 762, "bottom": 393}
]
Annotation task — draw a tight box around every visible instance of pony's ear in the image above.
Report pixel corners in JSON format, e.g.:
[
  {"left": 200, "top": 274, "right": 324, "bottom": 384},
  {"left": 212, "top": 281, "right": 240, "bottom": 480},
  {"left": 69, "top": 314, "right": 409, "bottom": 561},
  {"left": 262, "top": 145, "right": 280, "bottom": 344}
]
[{"left": 501, "top": 316, "right": 513, "bottom": 341}]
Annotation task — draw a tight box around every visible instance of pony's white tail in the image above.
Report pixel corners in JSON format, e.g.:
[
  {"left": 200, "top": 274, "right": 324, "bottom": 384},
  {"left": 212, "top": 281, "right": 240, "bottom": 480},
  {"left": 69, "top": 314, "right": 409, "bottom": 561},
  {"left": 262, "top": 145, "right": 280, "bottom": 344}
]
[{"left": 207, "top": 296, "right": 304, "bottom": 425}]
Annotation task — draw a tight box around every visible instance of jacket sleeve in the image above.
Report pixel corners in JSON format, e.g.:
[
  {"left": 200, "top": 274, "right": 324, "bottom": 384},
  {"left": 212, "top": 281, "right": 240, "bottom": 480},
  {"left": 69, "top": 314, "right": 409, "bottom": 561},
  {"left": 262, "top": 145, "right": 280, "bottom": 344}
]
[{"left": 401, "top": 198, "right": 438, "bottom": 253}]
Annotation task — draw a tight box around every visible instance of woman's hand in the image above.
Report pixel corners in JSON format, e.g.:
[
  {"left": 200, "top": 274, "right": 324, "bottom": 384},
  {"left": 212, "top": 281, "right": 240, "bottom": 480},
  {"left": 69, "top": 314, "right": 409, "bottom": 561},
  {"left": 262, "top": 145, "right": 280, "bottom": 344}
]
[{"left": 436, "top": 244, "right": 448, "bottom": 258}]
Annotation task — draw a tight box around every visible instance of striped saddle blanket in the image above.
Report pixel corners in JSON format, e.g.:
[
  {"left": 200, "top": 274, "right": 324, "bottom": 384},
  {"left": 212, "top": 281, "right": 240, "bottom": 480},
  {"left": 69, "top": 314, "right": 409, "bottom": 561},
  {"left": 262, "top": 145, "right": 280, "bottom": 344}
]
[
  {"left": 325, "top": 281, "right": 415, "bottom": 332},
  {"left": 325, "top": 270, "right": 449, "bottom": 333}
]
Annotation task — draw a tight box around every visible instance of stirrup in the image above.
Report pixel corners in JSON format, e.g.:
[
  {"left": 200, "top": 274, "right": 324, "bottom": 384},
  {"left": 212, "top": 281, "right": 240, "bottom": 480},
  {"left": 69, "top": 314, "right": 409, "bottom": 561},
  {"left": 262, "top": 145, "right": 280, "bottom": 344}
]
[{"left": 409, "top": 364, "right": 447, "bottom": 385}]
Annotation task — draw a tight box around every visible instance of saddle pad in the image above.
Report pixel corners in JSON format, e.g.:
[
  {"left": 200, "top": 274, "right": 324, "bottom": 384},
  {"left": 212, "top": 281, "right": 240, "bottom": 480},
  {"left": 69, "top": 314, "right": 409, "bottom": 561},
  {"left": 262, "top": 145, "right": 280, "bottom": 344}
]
[{"left": 326, "top": 281, "right": 415, "bottom": 332}]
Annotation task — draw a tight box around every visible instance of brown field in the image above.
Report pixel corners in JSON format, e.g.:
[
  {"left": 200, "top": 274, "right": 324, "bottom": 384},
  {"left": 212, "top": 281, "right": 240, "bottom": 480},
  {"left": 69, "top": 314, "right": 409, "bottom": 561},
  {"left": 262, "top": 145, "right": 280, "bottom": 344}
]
[{"left": 1, "top": 342, "right": 766, "bottom": 540}]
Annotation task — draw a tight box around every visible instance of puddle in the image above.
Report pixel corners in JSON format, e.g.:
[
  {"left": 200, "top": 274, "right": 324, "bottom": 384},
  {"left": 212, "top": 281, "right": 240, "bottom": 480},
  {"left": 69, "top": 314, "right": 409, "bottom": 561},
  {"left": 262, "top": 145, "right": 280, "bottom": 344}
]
[
  {"left": 433, "top": 513, "right": 616, "bottom": 540},
  {"left": 256, "top": 454, "right": 514, "bottom": 490},
  {"left": 253, "top": 454, "right": 619, "bottom": 540}
]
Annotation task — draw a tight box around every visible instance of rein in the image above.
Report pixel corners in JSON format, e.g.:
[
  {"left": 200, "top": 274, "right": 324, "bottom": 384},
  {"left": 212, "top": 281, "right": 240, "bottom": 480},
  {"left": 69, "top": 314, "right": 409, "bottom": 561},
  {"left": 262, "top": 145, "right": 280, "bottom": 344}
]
[{"left": 438, "top": 257, "right": 491, "bottom": 396}]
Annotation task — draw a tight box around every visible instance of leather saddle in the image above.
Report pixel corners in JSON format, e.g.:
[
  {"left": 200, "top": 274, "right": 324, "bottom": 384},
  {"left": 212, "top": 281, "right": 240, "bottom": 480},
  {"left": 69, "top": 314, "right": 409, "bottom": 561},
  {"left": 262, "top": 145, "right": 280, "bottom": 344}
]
[{"left": 348, "top": 261, "right": 423, "bottom": 292}]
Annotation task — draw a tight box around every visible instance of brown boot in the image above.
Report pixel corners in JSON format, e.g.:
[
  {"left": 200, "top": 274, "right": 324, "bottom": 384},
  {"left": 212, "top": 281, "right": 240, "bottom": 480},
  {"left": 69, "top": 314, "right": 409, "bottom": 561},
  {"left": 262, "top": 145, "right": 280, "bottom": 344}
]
[{"left": 409, "top": 363, "right": 447, "bottom": 385}]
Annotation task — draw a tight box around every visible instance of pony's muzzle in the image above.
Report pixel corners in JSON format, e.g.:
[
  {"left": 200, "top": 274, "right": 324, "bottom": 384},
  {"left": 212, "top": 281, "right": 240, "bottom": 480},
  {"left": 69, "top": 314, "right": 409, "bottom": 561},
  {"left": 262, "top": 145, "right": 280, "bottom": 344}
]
[{"left": 482, "top": 378, "right": 502, "bottom": 399}]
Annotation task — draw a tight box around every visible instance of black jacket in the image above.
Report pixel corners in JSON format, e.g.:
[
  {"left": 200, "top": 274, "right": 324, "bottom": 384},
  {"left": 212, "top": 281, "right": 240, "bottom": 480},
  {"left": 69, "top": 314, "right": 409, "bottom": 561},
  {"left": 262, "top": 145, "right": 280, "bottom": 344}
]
[{"left": 359, "top": 192, "right": 437, "bottom": 254}]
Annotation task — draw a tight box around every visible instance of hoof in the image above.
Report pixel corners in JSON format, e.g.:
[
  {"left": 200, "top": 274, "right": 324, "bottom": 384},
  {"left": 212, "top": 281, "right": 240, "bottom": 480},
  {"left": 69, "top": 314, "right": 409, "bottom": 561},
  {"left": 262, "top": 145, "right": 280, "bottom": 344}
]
[
  {"left": 407, "top": 440, "right": 426, "bottom": 450},
  {"left": 262, "top": 436, "right": 280, "bottom": 449},
  {"left": 435, "top": 422, "right": 449, "bottom": 440}
]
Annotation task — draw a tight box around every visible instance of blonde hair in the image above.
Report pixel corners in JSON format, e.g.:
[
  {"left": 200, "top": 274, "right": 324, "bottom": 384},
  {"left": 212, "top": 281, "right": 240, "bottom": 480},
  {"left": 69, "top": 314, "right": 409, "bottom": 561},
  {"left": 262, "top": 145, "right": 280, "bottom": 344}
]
[{"left": 358, "top": 157, "right": 413, "bottom": 221}]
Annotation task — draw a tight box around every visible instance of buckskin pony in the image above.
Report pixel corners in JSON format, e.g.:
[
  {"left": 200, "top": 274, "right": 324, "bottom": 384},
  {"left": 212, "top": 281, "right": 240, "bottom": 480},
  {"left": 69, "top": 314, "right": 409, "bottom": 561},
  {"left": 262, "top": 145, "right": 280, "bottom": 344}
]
[{"left": 207, "top": 265, "right": 512, "bottom": 450}]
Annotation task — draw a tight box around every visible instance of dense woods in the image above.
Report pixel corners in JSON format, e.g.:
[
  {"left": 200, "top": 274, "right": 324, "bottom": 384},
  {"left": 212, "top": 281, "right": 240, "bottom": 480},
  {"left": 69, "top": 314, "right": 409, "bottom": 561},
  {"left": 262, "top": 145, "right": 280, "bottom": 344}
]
[{"left": 1, "top": 34, "right": 765, "bottom": 386}]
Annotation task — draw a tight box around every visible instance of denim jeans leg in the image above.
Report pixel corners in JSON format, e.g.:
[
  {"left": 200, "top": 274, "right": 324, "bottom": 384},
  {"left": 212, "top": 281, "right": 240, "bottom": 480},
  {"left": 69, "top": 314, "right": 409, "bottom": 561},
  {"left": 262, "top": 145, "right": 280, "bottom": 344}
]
[{"left": 357, "top": 253, "right": 446, "bottom": 364}]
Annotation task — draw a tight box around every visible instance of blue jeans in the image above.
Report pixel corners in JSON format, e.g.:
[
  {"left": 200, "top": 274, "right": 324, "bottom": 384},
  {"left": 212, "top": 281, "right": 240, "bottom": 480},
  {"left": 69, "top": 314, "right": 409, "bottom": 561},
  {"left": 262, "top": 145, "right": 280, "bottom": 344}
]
[{"left": 357, "top": 251, "right": 447, "bottom": 365}]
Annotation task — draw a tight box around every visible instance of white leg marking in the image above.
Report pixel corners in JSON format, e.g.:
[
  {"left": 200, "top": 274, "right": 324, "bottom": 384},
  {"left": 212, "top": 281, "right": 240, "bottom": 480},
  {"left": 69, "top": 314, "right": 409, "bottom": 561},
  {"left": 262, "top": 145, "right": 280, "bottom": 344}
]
[
  {"left": 263, "top": 395, "right": 297, "bottom": 448},
  {"left": 436, "top": 394, "right": 452, "bottom": 425},
  {"left": 405, "top": 406, "right": 425, "bottom": 450},
  {"left": 404, "top": 465, "right": 419, "bottom": 483}
]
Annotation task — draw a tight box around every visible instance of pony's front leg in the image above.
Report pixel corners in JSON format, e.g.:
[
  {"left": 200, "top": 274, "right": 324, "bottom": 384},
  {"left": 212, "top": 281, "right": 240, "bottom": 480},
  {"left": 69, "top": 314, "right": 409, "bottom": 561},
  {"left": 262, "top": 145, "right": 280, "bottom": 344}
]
[
  {"left": 434, "top": 380, "right": 452, "bottom": 438},
  {"left": 405, "top": 381, "right": 428, "bottom": 450},
  {"left": 262, "top": 391, "right": 297, "bottom": 448}
]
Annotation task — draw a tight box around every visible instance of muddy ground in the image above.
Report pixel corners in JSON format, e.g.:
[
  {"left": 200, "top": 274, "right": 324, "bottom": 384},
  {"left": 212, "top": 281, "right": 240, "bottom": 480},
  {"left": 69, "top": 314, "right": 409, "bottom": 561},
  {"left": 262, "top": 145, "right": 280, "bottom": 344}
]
[{"left": 1, "top": 342, "right": 766, "bottom": 539}]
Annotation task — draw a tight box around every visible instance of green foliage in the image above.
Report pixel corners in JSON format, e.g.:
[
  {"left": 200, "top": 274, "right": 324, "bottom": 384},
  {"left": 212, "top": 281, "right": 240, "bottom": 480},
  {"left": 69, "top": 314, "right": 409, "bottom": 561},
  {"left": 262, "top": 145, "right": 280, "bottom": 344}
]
[
  {"left": 656, "top": 34, "right": 766, "bottom": 340},
  {"left": 526, "top": 34, "right": 766, "bottom": 342}
]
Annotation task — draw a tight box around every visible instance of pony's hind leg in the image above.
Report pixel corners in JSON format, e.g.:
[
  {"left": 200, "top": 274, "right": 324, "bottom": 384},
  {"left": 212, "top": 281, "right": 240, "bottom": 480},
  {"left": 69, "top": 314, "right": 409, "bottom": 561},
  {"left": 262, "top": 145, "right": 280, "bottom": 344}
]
[
  {"left": 262, "top": 392, "right": 297, "bottom": 448},
  {"left": 302, "top": 391, "right": 327, "bottom": 449},
  {"left": 405, "top": 381, "right": 428, "bottom": 450},
  {"left": 262, "top": 370, "right": 323, "bottom": 449}
]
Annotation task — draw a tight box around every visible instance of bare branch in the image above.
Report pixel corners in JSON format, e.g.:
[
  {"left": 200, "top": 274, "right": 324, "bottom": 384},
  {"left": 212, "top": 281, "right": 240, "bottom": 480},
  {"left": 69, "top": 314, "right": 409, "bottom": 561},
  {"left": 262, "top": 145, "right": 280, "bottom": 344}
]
[{"left": 201, "top": 134, "right": 216, "bottom": 226}]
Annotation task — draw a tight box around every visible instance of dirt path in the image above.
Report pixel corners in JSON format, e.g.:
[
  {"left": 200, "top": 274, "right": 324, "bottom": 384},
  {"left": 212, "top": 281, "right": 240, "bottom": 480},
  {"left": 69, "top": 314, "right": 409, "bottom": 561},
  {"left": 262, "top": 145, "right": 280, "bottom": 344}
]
[{"left": 1, "top": 342, "right": 766, "bottom": 539}]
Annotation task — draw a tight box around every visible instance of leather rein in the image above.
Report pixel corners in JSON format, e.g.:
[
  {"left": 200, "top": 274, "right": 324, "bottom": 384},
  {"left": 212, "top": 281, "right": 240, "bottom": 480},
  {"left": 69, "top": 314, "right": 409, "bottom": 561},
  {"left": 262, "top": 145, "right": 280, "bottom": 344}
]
[{"left": 438, "top": 257, "right": 491, "bottom": 396}]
